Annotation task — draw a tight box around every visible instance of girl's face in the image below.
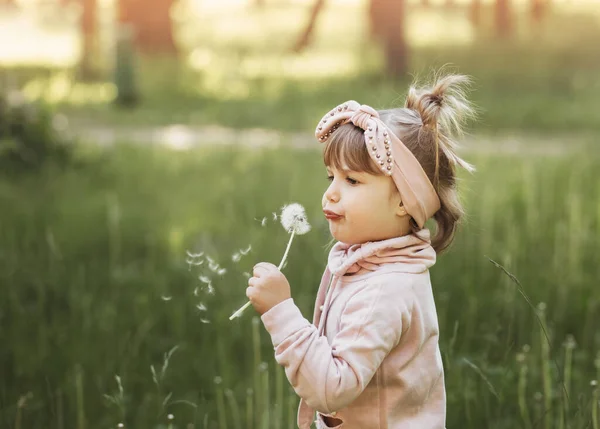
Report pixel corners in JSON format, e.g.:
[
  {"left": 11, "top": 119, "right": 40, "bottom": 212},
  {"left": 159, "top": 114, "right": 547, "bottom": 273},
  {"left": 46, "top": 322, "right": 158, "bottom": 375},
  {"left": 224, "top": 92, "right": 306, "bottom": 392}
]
[{"left": 322, "top": 165, "right": 411, "bottom": 244}]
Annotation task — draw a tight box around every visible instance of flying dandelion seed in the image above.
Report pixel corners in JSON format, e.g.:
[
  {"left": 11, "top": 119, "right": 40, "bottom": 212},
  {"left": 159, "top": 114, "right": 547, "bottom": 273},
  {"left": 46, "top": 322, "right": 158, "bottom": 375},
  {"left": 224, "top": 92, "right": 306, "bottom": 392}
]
[
  {"left": 185, "top": 258, "right": 204, "bottom": 266},
  {"left": 242, "top": 272, "right": 251, "bottom": 279},
  {"left": 186, "top": 250, "right": 204, "bottom": 258},
  {"left": 240, "top": 244, "right": 252, "bottom": 255},
  {"left": 255, "top": 217, "right": 268, "bottom": 227},
  {"left": 232, "top": 252, "right": 241, "bottom": 262},
  {"left": 118, "top": 424, "right": 124, "bottom": 428},
  {"left": 161, "top": 296, "right": 173, "bottom": 301},
  {"left": 199, "top": 275, "right": 211, "bottom": 284},
  {"left": 200, "top": 318, "right": 210, "bottom": 324},
  {"left": 193, "top": 286, "right": 200, "bottom": 296},
  {"left": 217, "top": 268, "right": 227, "bottom": 276},
  {"left": 207, "top": 284, "right": 215, "bottom": 295},
  {"left": 196, "top": 303, "right": 207, "bottom": 311},
  {"left": 272, "top": 212, "right": 278, "bottom": 221},
  {"left": 208, "top": 261, "right": 220, "bottom": 272}
]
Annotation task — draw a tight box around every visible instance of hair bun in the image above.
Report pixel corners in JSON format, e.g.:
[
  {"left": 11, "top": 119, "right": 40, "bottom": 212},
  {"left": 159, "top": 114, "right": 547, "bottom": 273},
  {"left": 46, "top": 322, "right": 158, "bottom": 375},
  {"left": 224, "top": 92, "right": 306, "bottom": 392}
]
[{"left": 405, "top": 72, "right": 477, "bottom": 172}]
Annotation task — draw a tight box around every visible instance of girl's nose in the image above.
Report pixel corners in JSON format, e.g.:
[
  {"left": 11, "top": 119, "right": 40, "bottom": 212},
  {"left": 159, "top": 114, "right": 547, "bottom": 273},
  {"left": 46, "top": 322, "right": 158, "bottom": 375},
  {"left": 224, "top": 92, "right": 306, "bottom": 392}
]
[{"left": 324, "top": 183, "right": 339, "bottom": 203}]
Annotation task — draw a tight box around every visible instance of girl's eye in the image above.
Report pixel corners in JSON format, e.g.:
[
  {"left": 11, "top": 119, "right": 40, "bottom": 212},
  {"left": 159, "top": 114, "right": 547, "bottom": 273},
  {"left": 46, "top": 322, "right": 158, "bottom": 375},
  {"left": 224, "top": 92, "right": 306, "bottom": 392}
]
[{"left": 327, "top": 175, "right": 359, "bottom": 185}]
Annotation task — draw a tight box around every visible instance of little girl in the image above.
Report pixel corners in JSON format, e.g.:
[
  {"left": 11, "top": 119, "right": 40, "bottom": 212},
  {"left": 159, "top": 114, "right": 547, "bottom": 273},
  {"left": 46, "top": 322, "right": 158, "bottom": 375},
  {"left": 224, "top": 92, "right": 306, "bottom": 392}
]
[{"left": 245, "top": 73, "right": 476, "bottom": 429}]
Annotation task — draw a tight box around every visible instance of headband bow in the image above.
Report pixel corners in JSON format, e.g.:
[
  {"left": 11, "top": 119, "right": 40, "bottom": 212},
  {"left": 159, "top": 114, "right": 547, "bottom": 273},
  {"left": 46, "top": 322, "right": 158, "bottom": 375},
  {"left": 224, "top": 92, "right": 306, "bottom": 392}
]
[{"left": 316, "top": 100, "right": 441, "bottom": 229}]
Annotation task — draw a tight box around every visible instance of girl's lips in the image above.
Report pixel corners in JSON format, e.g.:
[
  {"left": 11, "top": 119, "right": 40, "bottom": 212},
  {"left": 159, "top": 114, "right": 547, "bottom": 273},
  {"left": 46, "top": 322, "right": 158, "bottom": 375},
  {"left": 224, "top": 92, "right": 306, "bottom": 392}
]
[{"left": 324, "top": 212, "right": 343, "bottom": 220}]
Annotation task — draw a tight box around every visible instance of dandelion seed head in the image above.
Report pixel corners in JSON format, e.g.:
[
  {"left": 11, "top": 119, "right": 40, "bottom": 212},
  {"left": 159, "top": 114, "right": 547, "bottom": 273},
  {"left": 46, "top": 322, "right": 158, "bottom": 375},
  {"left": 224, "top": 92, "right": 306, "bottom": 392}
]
[
  {"left": 591, "top": 380, "right": 598, "bottom": 387},
  {"left": 280, "top": 203, "right": 311, "bottom": 235},
  {"left": 214, "top": 376, "right": 222, "bottom": 384},
  {"left": 167, "top": 414, "right": 174, "bottom": 420},
  {"left": 118, "top": 423, "right": 124, "bottom": 428}
]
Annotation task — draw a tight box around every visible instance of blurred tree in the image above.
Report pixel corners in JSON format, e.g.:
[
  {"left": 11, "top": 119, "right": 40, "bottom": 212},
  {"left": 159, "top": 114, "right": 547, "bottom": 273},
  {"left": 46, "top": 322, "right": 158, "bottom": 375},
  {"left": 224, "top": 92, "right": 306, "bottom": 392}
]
[
  {"left": 293, "top": 0, "right": 407, "bottom": 76},
  {"left": 495, "top": 0, "right": 512, "bottom": 38},
  {"left": 113, "top": 23, "right": 140, "bottom": 107},
  {"left": 530, "top": 0, "right": 548, "bottom": 25},
  {"left": 371, "top": 0, "right": 407, "bottom": 76},
  {"left": 79, "top": 0, "right": 98, "bottom": 80},
  {"left": 470, "top": 0, "right": 482, "bottom": 28},
  {"left": 118, "top": 0, "right": 177, "bottom": 54},
  {"left": 292, "top": 0, "right": 325, "bottom": 53}
]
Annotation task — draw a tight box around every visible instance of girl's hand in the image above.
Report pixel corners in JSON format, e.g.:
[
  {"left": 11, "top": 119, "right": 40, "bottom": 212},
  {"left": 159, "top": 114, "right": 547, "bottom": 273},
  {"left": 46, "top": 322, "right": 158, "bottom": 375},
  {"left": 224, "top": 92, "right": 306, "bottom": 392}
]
[{"left": 246, "top": 262, "right": 291, "bottom": 315}]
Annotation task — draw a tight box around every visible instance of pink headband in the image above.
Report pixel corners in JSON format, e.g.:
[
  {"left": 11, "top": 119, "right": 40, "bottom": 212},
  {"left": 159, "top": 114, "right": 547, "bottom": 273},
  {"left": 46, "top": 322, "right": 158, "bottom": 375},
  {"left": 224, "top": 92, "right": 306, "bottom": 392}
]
[{"left": 316, "top": 100, "right": 441, "bottom": 229}]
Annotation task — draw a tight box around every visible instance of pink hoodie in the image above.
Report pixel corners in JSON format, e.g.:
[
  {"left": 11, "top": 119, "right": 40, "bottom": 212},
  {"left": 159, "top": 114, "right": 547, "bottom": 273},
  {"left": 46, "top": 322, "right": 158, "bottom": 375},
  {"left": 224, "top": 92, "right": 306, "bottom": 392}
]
[{"left": 260, "top": 229, "right": 446, "bottom": 429}]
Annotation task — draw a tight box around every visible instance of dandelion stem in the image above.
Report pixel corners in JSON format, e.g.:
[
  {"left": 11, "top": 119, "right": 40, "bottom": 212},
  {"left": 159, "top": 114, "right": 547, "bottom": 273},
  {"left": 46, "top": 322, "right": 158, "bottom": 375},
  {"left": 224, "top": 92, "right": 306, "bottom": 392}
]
[{"left": 278, "top": 230, "right": 296, "bottom": 270}]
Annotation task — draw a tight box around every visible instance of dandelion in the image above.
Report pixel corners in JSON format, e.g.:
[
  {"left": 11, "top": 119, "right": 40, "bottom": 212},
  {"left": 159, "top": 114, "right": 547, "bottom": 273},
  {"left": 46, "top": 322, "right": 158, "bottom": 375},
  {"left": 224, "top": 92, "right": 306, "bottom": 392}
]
[
  {"left": 229, "top": 203, "right": 311, "bottom": 320},
  {"left": 255, "top": 217, "right": 268, "bottom": 227},
  {"left": 185, "top": 257, "right": 204, "bottom": 271},
  {"left": 186, "top": 250, "right": 204, "bottom": 258}
]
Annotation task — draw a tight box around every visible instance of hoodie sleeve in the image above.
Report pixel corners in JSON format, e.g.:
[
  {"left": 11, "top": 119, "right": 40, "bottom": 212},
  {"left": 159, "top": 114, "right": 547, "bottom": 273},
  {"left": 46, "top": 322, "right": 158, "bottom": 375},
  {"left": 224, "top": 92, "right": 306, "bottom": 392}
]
[{"left": 260, "top": 283, "right": 413, "bottom": 414}]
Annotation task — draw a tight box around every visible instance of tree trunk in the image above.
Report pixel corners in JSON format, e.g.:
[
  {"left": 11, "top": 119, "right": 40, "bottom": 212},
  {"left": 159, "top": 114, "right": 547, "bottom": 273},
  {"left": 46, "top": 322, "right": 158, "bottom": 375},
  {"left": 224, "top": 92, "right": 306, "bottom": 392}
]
[
  {"left": 470, "top": 0, "right": 482, "bottom": 28},
  {"left": 118, "top": 0, "right": 177, "bottom": 54},
  {"left": 79, "top": 0, "right": 97, "bottom": 80},
  {"left": 376, "top": 0, "right": 408, "bottom": 76},
  {"left": 369, "top": 0, "right": 385, "bottom": 41},
  {"left": 291, "top": 0, "right": 326, "bottom": 53},
  {"left": 530, "top": 0, "right": 546, "bottom": 25},
  {"left": 494, "top": 0, "right": 512, "bottom": 39}
]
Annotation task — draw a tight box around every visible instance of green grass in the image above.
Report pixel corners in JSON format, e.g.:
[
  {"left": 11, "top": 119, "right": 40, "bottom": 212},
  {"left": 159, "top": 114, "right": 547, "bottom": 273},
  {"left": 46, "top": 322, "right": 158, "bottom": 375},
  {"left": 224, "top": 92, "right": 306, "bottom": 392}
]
[{"left": 0, "top": 142, "right": 599, "bottom": 428}]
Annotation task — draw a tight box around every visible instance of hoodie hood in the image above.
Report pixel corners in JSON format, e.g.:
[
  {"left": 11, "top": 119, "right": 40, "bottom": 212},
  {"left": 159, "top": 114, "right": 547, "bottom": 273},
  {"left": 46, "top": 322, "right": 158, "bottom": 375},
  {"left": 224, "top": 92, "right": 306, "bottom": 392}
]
[{"left": 327, "top": 228, "right": 436, "bottom": 277}]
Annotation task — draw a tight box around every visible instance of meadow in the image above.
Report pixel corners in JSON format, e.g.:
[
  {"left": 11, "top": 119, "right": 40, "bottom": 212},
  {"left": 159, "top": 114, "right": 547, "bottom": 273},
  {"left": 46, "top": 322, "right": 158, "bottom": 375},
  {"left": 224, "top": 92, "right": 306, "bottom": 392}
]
[
  {"left": 1, "top": 1, "right": 600, "bottom": 428},
  {"left": 1, "top": 141, "right": 599, "bottom": 428}
]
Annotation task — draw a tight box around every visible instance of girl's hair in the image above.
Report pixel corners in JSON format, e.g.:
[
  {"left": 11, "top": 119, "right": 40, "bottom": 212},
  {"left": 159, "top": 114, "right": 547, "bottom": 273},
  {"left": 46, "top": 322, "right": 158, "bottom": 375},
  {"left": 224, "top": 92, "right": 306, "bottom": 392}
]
[{"left": 323, "top": 72, "right": 477, "bottom": 254}]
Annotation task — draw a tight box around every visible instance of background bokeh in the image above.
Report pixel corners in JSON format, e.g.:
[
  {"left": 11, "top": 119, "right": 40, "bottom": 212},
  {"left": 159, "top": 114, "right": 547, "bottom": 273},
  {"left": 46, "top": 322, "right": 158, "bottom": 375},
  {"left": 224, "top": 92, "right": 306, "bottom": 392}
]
[{"left": 1, "top": 0, "right": 599, "bottom": 428}]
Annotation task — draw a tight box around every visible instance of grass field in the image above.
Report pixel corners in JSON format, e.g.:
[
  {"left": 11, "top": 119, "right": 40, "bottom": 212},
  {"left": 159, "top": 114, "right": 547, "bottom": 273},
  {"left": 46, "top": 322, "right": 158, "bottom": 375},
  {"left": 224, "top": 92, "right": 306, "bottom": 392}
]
[{"left": 1, "top": 142, "right": 599, "bottom": 428}]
